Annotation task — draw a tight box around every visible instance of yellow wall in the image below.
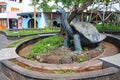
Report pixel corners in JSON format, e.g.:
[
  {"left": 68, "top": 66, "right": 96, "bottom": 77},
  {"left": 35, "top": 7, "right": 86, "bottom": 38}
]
[{"left": 11, "top": 7, "right": 19, "bottom": 12}]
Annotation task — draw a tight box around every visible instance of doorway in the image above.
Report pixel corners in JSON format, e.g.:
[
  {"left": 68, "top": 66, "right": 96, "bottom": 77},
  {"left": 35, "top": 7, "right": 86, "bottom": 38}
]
[{"left": 28, "top": 19, "right": 38, "bottom": 28}]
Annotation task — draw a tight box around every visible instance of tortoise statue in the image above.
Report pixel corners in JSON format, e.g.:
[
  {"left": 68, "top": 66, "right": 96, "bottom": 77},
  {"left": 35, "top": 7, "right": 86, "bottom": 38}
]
[{"left": 57, "top": 7, "right": 106, "bottom": 54}]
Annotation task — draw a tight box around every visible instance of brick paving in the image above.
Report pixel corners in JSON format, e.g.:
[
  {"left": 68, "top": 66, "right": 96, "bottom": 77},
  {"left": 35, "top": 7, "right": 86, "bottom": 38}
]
[
  {"left": 0, "top": 34, "right": 13, "bottom": 50},
  {"left": 0, "top": 48, "right": 19, "bottom": 61},
  {"left": 0, "top": 34, "right": 14, "bottom": 80}
]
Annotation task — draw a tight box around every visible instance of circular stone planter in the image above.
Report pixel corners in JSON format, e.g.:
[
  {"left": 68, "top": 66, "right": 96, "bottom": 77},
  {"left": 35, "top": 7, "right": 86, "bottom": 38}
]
[{"left": 1, "top": 34, "right": 120, "bottom": 80}]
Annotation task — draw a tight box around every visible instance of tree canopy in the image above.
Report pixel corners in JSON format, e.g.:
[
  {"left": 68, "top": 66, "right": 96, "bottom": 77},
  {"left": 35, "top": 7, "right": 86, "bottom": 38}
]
[{"left": 31, "top": 0, "right": 117, "bottom": 22}]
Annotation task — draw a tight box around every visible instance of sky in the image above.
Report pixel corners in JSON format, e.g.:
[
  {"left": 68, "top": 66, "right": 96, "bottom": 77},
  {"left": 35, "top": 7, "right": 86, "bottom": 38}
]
[
  {"left": 0, "top": 0, "right": 119, "bottom": 12},
  {"left": 49, "top": 1, "right": 120, "bottom": 12}
]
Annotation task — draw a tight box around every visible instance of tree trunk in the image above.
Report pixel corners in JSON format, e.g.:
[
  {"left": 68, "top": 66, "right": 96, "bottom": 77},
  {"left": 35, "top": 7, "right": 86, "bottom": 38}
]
[
  {"left": 68, "top": 0, "right": 94, "bottom": 23},
  {"left": 34, "top": 6, "right": 36, "bottom": 29}
]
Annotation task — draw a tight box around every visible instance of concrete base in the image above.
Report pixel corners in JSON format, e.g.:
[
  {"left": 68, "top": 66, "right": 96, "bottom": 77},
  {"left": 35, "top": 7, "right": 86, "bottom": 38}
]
[
  {"left": 100, "top": 53, "right": 120, "bottom": 68},
  {"left": 0, "top": 48, "right": 19, "bottom": 61}
]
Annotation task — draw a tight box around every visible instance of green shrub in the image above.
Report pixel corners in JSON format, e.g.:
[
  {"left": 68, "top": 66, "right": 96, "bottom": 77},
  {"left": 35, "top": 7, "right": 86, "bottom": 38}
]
[
  {"left": 30, "top": 35, "right": 64, "bottom": 56},
  {"left": 96, "top": 24, "right": 120, "bottom": 31}
]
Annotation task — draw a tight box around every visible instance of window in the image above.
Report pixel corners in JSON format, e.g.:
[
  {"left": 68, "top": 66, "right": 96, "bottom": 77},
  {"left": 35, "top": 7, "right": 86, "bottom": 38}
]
[
  {"left": 19, "top": 0, "right": 22, "bottom": 3},
  {"left": 0, "top": 5, "right": 6, "bottom": 13},
  {"left": 9, "top": 0, "right": 16, "bottom": 2},
  {"left": 0, "top": 8, "right": 1, "bottom": 13}
]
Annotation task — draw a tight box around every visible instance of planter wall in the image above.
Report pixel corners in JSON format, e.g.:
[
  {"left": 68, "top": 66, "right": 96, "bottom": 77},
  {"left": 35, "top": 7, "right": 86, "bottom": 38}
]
[
  {"left": 1, "top": 60, "right": 120, "bottom": 80},
  {"left": 0, "top": 30, "right": 59, "bottom": 40}
]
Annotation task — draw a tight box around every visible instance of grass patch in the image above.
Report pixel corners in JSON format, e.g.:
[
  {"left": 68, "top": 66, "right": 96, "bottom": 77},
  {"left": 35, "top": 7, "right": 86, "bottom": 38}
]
[
  {"left": 30, "top": 35, "right": 64, "bottom": 56},
  {"left": 5, "top": 28, "right": 60, "bottom": 36},
  {"left": 8, "top": 36, "right": 36, "bottom": 48}
]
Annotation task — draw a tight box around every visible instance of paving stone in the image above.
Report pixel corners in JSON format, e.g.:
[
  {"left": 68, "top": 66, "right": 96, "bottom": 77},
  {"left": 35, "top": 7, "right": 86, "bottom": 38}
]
[
  {"left": 100, "top": 53, "right": 120, "bottom": 67},
  {"left": 0, "top": 48, "right": 19, "bottom": 61},
  {"left": 0, "top": 34, "right": 13, "bottom": 50},
  {"left": 0, "top": 72, "right": 10, "bottom": 80}
]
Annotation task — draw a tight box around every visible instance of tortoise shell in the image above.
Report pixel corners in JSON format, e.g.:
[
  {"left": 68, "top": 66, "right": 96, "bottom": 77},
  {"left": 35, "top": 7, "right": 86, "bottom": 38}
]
[{"left": 72, "top": 22, "right": 106, "bottom": 43}]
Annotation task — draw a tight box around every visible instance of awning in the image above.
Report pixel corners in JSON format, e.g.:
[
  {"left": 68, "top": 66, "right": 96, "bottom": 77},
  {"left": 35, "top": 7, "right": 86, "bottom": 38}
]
[
  {"left": 0, "top": 2, "right": 7, "bottom": 5},
  {"left": 17, "top": 12, "right": 41, "bottom": 17}
]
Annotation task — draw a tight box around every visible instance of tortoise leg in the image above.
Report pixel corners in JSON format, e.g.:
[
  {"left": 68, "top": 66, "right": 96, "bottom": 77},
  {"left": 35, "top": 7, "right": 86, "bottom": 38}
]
[
  {"left": 62, "top": 34, "right": 70, "bottom": 48},
  {"left": 74, "top": 34, "right": 82, "bottom": 54},
  {"left": 95, "top": 42, "right": 103, "bottom": 53}
]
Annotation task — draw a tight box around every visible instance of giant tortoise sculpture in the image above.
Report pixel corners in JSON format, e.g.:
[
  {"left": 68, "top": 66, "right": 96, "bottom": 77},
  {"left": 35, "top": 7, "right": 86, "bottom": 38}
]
[{"left": 57, "top": 7, "right": 106, "bottom": 54}]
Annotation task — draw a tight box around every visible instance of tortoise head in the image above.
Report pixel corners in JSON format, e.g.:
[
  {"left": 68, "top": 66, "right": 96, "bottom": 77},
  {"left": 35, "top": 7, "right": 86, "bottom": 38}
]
[{"left": 57, "top": 6, "right": 66, "bottom": 15}]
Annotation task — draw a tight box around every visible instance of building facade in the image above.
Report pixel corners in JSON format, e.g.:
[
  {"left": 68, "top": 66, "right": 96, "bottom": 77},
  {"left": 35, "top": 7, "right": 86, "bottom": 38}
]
[
  {"left": 0, "top": 0, "right": 34, "bottom": 30},
  {"left": 0, "top": 0, "right": 63, "bottom": 30},
  {"left": 0, "top": 0, "right": 82, "bottom": 30}
]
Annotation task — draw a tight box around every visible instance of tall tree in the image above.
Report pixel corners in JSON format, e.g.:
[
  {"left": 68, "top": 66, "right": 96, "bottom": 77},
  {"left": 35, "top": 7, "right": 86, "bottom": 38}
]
[
  {"left": 68, "top": 0, "right": 94, "bottom": 23},
  {"left": 31, "top": 0, "right": 112, "bottom": 23}
]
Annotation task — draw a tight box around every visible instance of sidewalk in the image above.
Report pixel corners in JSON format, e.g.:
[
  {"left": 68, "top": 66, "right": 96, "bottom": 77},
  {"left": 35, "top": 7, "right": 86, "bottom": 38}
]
[
  {"left": 0, "top": 34, "right": 13, "bottom": 50},
  {"left": 0, "top": 48, "right": 19, "bottom": 61},
  {"left": 100, "top": 53, "right": 120, "bottom": 68},
  {"left": 0, "top": 34, "right": 14, "bottom": 80}
]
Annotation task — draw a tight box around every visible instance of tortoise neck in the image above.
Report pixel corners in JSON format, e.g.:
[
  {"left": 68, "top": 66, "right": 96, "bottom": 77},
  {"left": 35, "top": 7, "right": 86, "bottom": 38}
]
[{"left": 60, "top": 13, "right": 73, "bottom": 36}]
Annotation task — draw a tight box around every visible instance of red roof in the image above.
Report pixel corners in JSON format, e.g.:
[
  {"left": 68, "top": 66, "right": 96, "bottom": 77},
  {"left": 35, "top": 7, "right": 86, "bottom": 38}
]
[{"left": 0, "top": 2, "right": 7, "bottom": 5}]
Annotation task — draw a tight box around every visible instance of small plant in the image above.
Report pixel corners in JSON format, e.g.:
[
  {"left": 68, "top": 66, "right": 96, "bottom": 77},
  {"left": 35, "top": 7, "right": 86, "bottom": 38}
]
[
  {"left": 53, "top": 70, "right": 75, "bottom": 74},
  {"left": 24, "top": 65, "right": 32, "bottom": 69},
  {"left": 76, "top": 57, "right": 85, "bottom": 62},
  {"left": 25, "top": 55, "right": 36, "bottom": 61},
  {"left": 12, "top": 60, "right": 18, "bottom": 65},
  {"left": 83, "top": 47, "right": 89, "bottom": 51}
]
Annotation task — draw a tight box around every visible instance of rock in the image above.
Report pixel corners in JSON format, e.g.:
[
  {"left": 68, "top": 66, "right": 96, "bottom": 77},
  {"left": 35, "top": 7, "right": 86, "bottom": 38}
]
[
  {"left": 46, "top": 55, "right": 61, "bottom": 64},
  {"left": 36, "top": 55, "right": 40, "bottom": 60},
  {"left": 60, "top": 56, "right": 73, "bottom": 64},
  {"left": 71, "top": 54, "right": 77, "bottom": 61},
  {"left": 36, "top": 56, "right": 44, "bottom": 62}
]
